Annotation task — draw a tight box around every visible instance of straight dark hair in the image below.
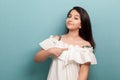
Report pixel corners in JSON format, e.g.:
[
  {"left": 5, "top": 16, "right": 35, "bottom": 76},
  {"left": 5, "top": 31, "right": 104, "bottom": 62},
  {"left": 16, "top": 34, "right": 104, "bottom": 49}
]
[{"left": 66, "top": 6, "right": 96, "bottom": 49}]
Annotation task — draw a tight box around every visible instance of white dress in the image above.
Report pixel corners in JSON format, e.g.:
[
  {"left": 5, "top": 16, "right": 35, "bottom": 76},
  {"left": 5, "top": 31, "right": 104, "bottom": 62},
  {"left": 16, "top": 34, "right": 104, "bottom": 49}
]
[{"left": 39, "top": 35, "right": 97, "bottom": 80}]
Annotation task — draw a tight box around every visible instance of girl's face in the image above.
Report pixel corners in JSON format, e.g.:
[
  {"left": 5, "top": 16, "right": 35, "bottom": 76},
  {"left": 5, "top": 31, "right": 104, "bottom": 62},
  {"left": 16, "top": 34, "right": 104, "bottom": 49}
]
[{"left": 66, "top": 10, "right": 81, "bottom": 30}]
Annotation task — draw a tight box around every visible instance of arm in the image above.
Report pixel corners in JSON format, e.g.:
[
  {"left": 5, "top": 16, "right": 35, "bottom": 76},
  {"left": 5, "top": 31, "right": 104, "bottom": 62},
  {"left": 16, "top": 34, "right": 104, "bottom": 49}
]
[
  {"left": 34, "top": 36, "right": 68, "bottom": 63},
  {"left": 78, "top": 62, "right": 90, "bottom": 80},
  {"left": 34, "top": 47, "right": 68, "bottom": 63},
  {"left": 34, "top": 49, "right": 52, "bottom": 63}
]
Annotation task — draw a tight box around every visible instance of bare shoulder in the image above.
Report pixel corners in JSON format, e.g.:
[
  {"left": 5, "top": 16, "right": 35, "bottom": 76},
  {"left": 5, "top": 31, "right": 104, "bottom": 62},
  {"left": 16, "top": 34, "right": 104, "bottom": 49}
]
[
  {"left": 82, "top": 40, "right": 91, "bottom": 47},
  {"left": 53, "top": 35, "right": 60, "bottom": 40}
]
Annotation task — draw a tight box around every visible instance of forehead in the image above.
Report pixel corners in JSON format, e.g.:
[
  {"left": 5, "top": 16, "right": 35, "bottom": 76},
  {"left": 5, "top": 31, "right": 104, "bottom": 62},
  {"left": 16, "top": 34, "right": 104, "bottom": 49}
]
[{"left": 69, "top": 10, "right": 80, "bottom": 17}]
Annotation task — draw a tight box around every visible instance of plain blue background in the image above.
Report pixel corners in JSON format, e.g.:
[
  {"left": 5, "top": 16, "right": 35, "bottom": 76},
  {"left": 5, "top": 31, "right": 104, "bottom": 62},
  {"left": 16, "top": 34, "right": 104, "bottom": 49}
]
[{"left": 0, "top": 0, "right": 120, "bottom": 80}]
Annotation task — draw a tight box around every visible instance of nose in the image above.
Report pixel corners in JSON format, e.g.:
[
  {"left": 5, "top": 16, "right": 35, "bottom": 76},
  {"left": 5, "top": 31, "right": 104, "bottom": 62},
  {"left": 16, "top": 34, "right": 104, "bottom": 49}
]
[{"left": 68, "top": 17, "right": 73, "bottom": 22}]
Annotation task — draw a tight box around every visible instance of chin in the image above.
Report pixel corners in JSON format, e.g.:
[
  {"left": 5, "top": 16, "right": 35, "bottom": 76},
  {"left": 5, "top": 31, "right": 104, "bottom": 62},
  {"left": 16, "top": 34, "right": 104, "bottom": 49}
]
[
  {"left": 67, "top": 25, "right": 74, "bottom": 29},
  {"left": 67, "top": 26, "right": 78, "bottom": 30}
]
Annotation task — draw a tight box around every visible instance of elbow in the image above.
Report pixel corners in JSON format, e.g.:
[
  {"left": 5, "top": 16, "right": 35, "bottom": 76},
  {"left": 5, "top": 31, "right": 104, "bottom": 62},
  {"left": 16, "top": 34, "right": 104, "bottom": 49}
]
[
  {"left": 34, "top": 54, "right": 43, "bottom": 63},
  {"left": 34, "top": 58, "right": 40, "bottom": 63},
  {"left": 34, "top": 49, "right": 47, "bottom": 63}
]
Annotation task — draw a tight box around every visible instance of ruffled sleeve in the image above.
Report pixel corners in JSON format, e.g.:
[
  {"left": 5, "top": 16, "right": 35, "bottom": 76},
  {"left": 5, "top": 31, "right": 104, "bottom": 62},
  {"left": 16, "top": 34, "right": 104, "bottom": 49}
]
[
  {"left": 58, "top": 46, "right": 97, "bottom": 65},
  {"left": 39, "top": 35, "right": 58, "bottom": 50}
]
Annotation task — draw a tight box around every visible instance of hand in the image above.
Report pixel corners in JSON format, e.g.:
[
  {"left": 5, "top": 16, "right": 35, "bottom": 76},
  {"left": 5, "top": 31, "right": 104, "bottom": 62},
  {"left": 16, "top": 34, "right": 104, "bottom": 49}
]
[{"left": 47, "top": 47, "right": 68, "bottom": 57}]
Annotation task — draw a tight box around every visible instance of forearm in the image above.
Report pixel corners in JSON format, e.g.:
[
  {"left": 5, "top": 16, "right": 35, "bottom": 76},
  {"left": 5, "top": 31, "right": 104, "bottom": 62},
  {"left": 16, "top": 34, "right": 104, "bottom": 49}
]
[
  {"left": 34, "top": 47, "right": 68, "bottom": 63},
  {"left": 34, "top": 49, "right": 52, "bottom": 63}
]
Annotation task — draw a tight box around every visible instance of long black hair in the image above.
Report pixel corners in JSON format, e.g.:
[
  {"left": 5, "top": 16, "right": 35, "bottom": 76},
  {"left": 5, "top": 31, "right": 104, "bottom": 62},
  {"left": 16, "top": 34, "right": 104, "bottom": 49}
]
[{"left": 66, "top": 6, "right": 96, "bottom": 49}]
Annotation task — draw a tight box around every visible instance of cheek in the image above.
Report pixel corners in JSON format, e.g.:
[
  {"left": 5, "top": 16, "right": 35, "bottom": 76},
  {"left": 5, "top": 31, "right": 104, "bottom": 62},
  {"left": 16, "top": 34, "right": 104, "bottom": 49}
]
[
  {"left": 66, "top": 19, "right": 69, "bottom": 26},
  {"left": 75, "top": 21, "right": 81, "bottom": 27},
  {"left": 65, "top": 19, "right": 81, "bottom": 29},
  {"left": 66, "top": 19, "right": 68, "bottom": 24}
]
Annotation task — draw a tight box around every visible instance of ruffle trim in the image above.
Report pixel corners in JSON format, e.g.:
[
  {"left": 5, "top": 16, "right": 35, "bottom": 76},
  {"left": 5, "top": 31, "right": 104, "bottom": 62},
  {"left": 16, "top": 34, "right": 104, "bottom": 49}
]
[
  {"left": 58, "top": 48, "right": 97, "bottom": 65},
  {"left": 39, "top": 35, "right": 97, "bottom": 65},
  {"left": 39, "top": 35, "right": 58, "bottom": 50}
]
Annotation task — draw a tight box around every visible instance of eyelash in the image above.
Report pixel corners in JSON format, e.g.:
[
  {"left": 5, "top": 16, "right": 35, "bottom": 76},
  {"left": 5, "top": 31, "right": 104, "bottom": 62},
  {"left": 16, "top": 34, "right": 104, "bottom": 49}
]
[
  {"left": 68, "top": 15, "right": 79, "bottom": 20},
  {"left": 75, "top": 18, "right": 78, "bottom": 20}
]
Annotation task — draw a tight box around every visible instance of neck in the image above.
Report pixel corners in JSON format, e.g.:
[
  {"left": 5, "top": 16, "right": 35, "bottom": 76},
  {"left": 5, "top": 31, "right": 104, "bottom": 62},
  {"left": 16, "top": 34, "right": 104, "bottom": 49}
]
[{"left": 66, "top": 29, "right": 80, "bottom": 38}]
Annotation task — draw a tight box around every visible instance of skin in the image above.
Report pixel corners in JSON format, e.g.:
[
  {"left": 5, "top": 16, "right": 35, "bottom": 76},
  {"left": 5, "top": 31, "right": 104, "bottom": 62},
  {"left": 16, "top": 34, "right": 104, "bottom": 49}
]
[
  {"left": 34, "top": 9, "right": 91, "bottom": 80},
  {"left": 66, "top": 10, "right": 91, "bottom": 80}
]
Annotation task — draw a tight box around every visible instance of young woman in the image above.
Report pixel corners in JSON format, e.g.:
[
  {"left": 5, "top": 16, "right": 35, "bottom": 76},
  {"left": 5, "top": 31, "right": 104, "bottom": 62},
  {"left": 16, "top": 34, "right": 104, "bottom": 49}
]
[{"left": 34, "top": 6, "right": 97, "bottom": 80}]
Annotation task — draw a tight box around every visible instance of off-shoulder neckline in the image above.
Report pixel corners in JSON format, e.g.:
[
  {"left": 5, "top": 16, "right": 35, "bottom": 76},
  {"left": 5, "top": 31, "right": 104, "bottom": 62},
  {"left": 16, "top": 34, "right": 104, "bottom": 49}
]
[{"left": 50, "top": 35, "right": 93, "bottom": 49}]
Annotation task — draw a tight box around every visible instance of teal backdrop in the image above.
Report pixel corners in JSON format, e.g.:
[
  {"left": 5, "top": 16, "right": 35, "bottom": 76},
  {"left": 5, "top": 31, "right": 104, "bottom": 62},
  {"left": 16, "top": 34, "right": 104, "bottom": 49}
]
[{"left": 0, "top": 0, "right": 120, "bottom": 80}]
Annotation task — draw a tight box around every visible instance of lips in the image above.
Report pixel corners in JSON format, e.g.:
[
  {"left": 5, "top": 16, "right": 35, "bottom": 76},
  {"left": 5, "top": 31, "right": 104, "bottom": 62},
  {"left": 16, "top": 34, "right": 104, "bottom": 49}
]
[{"left": 67, "top": 22, "right": 73, "bottom": 25}]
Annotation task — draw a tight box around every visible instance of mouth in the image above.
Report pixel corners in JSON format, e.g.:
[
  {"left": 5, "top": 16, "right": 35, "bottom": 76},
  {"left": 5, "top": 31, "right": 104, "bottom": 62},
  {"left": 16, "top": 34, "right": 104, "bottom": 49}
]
[{"left": 67, "top": 22, "right": 73, "bottom": 25}]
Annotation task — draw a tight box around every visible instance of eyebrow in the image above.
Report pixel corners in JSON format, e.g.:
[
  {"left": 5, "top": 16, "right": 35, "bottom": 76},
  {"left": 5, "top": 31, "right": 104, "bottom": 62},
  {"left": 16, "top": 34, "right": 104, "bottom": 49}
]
[{"left": 69, "top": 14, "right": 80, "bottom": 17}]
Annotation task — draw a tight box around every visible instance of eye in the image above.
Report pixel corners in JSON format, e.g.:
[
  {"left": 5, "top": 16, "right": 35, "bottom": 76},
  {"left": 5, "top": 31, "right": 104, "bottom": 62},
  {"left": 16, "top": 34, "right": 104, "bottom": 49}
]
[{"left": 74, "top": 17, "right": 79, "bottom": 20}]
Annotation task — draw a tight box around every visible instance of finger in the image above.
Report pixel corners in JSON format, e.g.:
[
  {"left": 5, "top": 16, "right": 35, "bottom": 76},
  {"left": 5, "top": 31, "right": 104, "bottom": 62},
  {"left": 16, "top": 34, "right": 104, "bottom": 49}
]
[{"left": 62, "top": 48, "right": 68, "bottom": 51}]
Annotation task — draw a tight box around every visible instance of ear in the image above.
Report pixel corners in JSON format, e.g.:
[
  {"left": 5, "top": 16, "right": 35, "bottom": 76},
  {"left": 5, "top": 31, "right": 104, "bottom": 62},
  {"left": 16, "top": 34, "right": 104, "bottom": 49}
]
[
  {"left": 79, "top": 23, "right": 82, "bottom": 29},
  {"left": 79, "top": 26, "right": 81, "bottom": 29}
]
